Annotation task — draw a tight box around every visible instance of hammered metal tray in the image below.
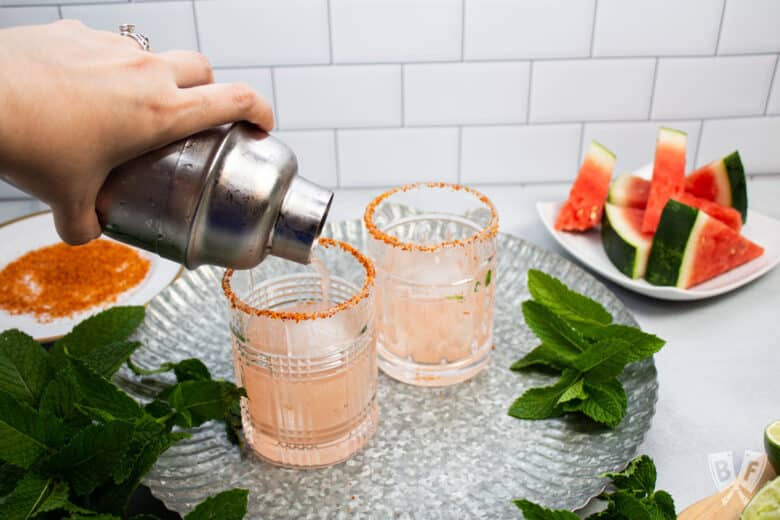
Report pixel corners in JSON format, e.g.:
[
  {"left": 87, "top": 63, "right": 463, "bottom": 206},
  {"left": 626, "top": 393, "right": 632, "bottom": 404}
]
[{"left": 115, "top": 220, "right": 658, "bottom": 518}]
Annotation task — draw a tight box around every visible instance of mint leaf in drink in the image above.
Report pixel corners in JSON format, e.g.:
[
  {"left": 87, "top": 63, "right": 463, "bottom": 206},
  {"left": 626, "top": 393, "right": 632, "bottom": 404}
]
[
  {"left": 510, "top": 344, "right": 577, "bottom": 372},
  {"left": 0, "top": 473, "right": 52, "bottom": 519},
  {"left": 54, "top": 306, "right": 145, "bottom": 358},
  {"left": 601, "top": 455, "right": 657, "bottom": 496},
  {"left": 508, "top": 370, "right": 579, "bottom": 420},
  {"left": 512, "top": 499, "right": 579, "bottom": 519},
  {"left": 43, "top": 421, "right": 135, "bottom": 496},
  {"left": 184, "top": 488, "right": 249, "bottom": 520},
  {"left": 0, "top": 391, "right": 65, "bottom": 468},
  {"left": 0, "top": 329, "right": 53, "bottom": 406},
  {"left": 527, "top": 269, "right": 612, "bottom": 326},
  {"left": 522, "top": 301, "right": 589, "bottom": 354}
]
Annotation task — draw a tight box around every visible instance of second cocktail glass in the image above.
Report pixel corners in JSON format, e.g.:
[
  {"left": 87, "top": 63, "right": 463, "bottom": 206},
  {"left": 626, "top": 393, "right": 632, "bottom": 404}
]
[{"left": 364, "top": 183, "right": 499, "bottom": 387}]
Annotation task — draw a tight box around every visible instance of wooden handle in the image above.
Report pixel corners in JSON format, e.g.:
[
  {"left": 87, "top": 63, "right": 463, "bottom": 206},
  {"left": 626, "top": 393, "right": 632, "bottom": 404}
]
[{"left": 677, "top": 455, "right": 776, "bottom": 520}]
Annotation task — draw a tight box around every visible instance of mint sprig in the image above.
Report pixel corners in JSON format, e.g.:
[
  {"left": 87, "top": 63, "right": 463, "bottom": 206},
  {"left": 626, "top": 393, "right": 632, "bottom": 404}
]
[
  {"left": 515, "top": 455, "right": 676, "bottom": 519},
  {"left": 0, "top": 306, "right": 249, "bottom": 519},
  {"left": 509, "top": 270, "right": 665, "bottom": 429}
]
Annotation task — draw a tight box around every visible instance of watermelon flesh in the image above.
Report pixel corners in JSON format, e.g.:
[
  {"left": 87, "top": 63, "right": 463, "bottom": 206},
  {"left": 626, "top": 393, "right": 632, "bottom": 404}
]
[
  {"left": 674, "top": 192, "right": 742, "bottom": 232},
  {"left": 641, "top": 128, "right": 687, "bottom": 234},
  {"left": 685, "top": 151, "right": 748, "bottom": 223},
  {"left": 601, "top": 203, "right": 654, "bottom": 279},
  {"left": 646, "top": 200, "right": 764, "bottom": 289},
  {"left": 555, "top": 141, "right": 616, "bottom": 231},
  {"left": 608, "top": 173, "right": 650, "bottom": 209}
]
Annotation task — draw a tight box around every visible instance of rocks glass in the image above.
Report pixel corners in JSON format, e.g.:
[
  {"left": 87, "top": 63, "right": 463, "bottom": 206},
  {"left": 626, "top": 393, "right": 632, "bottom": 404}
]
[
  {"left": 222, "top": 238, "right": 377, "bottom": 468},
  {"left": 364, "top": 183, "right": 498, "bottom": 387}
]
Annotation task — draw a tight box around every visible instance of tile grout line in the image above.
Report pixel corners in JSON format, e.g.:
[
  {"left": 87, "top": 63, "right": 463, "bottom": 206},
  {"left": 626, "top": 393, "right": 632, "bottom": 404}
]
[
  {"left": 694, "top": 119, "right": 705, "bottom": 167},
  {"left": 57, "top": 5, "right": 62, "bottom": 18},
  {"left": 577, "top": 122, "right": 586, "bottom": 167},
  {"left": 763, "top": 55, "right": 779, "bottom": 115},
  {"left": 190, "top": 0, "right": 202, "bottom": 53},
  {"left": 525, "top": 61, "right": 534, "bottom": 123},
  {"left": 456, "top": 126, "right": 463, "bottom": 183},
  {"left": 460, "top": 0, "right": 466, "bottom": 61},
  {"left": 714, "top": 0, "right": 728, "bottom": 55},
  {"left": 589, "top": 0, "right": 599, "bottom": 57},
  {"left": 270, "top": 68, "right": 280, "bottom": 130},
  {"left": 333, "top": 130, "right": 342, "bottom": 188},
  {"left": 647, "top": 57, "right": 660, "bottom": 120},
  {"left": 400, "top": 65, "right": 406, "bottom": 126},
  {"left": 325, "top": 0, "right": 334, "bottom": 64}
]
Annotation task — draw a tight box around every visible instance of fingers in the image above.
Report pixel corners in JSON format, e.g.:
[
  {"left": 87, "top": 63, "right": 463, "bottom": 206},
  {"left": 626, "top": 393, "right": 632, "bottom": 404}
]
[
  {"left": 51, "top": 203, "right": 102, "bottom": 246},
  {"left": 170, "top": 82, "right": 275, "bottom": 137},
  {"left": 158, "top": 50, "right": 214, "bottom": 88}
]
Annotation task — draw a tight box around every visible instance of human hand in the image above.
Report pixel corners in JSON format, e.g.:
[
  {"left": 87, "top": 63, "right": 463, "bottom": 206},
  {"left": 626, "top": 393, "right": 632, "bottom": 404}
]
[{"left": 0, "top": 20, "right": 274, "bottom": 244}]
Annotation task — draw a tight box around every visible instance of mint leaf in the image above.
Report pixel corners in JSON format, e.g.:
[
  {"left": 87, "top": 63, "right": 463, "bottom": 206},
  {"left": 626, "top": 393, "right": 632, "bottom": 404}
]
[
  {"left": 573, "top": 338, "right": 632, "bottom": 374},
  {"left": 527, "top": 269, "right": 612, "bottom": 326},
  {"left": 184, "top": 488, "right": 249, "bottom": 520},
  {"left": 0, "top": 473, "right": 52, "bottom": 519},
  {"left": 0, "top": 462, "right": 25, "bottom": 496},
  {"left": 163, "top": 380, "right": 245, "bottom": 429},
  {"left": 508, "top": 370, "right": 579, "bottom": 420},
  {"left": 587, "top": 325, "right": 665, "bottom": 364},
  {"left": 513, "top": 498, "right": 579, "bottom": 519},
  {"left": 610, "top": 490, "right": 652, "bottom": 520},
  {"left": 646, "top": 490, "right": 676, "bottom": 520},
  {"left": 522, "top": 301, "right": 589, "bottom": 354},
  {"left": 511, "top": 344, "right": 577, "bottom": 372},
  {"left": 557, "top": 378, "right": 586, "bottom": 405},
  {"left": 0, "top": 392, "right": 65, "bottom": 469},
  {"left": 174, "top": 359, "right": 212, "bottom": 382},
  {"left": 601, "top": 455, "right": 657, "bottom": 496},
  {"left": 111, "top": 416, "right": 166, "bottom": 485},
  {"left": 79, "top": 340, "right": 142, "bottom": 378},
  {"left": 33, "top": 479, "right": 74, "bottom": 514},
  {"left": 43, "top": 421, "right": 135, "bottom": 496},
  {"left": 55, "top": 306, "right": 145, "bottom": 359},
  {"left": 0, "top": 330, "right": 53, "bottom": 406},
  {"left": 61, "top": 358, "right": 144, "bottom": 422},
  {"left": 574, "top": 379, "right": 627, "bottom": 428}
]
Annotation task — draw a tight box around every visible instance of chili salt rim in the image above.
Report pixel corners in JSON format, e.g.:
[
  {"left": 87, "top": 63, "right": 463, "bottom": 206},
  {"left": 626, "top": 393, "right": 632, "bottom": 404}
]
[
  {"left": 363, "top": 182, "right": 499, "bottom": 252},
  {"left": 222, "top": 237, "right": 375, "bottom": 322}
]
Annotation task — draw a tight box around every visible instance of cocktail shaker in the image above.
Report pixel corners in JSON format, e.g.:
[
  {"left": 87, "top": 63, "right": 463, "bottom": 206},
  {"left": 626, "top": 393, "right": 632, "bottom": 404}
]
[{"left": 96, "top": 122, "right": 333, "bottom": 269}]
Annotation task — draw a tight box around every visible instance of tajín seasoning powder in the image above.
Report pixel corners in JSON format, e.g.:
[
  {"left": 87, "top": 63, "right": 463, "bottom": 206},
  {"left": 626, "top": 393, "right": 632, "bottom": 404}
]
[{"left": 0, "top": 239, "right": 151, "bottom": 322}]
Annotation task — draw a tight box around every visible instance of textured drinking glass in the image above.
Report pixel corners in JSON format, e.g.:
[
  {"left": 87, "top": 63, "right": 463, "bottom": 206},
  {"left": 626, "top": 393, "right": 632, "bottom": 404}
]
[
  {"left": 222, "top": 238, "right": 377, "bottom": 468},
  {"left": 364, "top": 183, "right": 499, "bottom": 387}
]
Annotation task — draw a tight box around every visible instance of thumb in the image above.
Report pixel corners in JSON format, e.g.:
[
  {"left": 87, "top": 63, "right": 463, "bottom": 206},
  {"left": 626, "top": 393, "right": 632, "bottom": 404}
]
[{"left": 51, "top": 202, "right": 102, "bottom": 245}]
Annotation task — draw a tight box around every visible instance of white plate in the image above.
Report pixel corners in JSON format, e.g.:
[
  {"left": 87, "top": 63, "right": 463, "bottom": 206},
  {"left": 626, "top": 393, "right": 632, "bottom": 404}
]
[
  {"left": 537, "top": 163, "right": 780, "bottom": 300},
  {"left": 0, "top": 211, "right": 183, "bottom": 342}
]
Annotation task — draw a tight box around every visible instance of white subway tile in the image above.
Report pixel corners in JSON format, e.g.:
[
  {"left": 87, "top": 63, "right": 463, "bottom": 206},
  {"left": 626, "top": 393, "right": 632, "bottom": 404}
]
[
  {"left": 213, "top": 68, "right": 274, "bottom": 111},
  {"left": 61, "top": 2, "right": 197, "bottom": 52},
  {"left": 464, "top": 0, "right": 594, "bottom": 60},
  {"left": 274, "top": 65, "right": 401, "bottom": 129},
  {"left": 593, "top": 0, "right": 722, "bottom": 57},
  {"left": 767, "top": 61, "right": 780, "bottom": 115},
  {"left": 582, "top": 121, "right": 701, "bottom": 174},
  {"left": 0, "top": 180, "right": 31, "bottom": 200},
  {"left": 331, "top": 0, "right": 461, "bottom": 63},
  {"left": 530, "top": 59, "right": 654, "bottom": 123},
  {"left": 718, "top": 0, "right": 780, "bottom": 54},
  {"left": 652, "top": 56, "right": 776, "bottom": 119},
  {"left": 195, "top": 0, "right": 329, "bottom": 67},
  {"left": 697, "top": 117, "right": 780, "bottom": 174},
  {"left": 0, "top": 7, "right": 58, "bottom": 28},
  {"left": 337, "top": 128, "right": 458, "bottom": 187},
  {"left": 404, "top": 62, "right": 529, "bottom": 126},
  {"left": 272, "top": 130, "right": 338, "bottom": 188},
  {"left": 0, "top": 0, "right": 122, "bottom": 5},
  {"left": 461, "top": 124, "right": 581, "bottom": 184}
]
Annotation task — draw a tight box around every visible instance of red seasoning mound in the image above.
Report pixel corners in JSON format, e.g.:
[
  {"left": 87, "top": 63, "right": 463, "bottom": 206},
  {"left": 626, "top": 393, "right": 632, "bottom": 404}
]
[{"left": 0, "top": 239, "right": 151, "bottom": 322}]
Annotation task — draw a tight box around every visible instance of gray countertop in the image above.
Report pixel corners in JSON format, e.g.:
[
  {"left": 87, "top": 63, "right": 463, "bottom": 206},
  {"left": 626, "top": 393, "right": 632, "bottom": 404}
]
[{"left": 2, "top": 175, "right": 779, "bottom": 514}]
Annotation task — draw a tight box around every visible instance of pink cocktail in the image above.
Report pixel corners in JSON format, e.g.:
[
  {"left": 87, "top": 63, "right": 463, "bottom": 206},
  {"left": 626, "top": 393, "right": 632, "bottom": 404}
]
[
  {"left": 364, "top": 183, "right": 499, "bottom": 387},
  {"left": 222, "top": 238, "right": 377, "bottom": 468}
]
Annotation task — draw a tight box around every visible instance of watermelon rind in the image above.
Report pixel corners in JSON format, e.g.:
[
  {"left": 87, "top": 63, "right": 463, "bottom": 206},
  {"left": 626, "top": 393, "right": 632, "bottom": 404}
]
[
  {"left": 645, "top": 200, "right": 700, "bottom": 287},
  {"left": 659, "top": 126, "right": 688, "bottom": 145},
  {"left": 602, "top": 203, "right": 652, "bottom": 279},
  {"left": 723, "top": 151, "right": 748, "bottom": 223},
  {"left": 591, "top": 140, "right": 617, "bottom": 161}
]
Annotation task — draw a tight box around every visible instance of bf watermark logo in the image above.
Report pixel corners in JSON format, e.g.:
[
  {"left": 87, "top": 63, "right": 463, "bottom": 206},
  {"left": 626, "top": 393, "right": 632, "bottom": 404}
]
[{"left": 708, "top": 450, "right": 768, "bottom": 505}]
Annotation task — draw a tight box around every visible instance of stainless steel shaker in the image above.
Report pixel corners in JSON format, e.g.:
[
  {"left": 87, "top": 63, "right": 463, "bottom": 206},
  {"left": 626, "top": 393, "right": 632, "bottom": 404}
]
[{"left": 96, "top": 122, "right": 333, "bottom": 269}]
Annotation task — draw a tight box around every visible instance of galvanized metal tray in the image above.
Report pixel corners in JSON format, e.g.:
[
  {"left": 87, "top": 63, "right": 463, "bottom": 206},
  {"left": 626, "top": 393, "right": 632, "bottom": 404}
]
[{"left": 115, "top": 219, "right": 658, "bottom": 518}]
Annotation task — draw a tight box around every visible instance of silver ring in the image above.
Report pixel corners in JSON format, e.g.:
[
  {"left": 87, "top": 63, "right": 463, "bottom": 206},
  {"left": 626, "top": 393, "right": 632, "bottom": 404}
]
[{"left": 119, "top": 23, "right": 151, "bottom": 52}]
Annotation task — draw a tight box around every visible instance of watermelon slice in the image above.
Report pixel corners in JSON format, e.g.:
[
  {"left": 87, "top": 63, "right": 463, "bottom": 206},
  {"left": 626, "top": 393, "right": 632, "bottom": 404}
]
[
  {"left": 641, "top": 127, "right": 687, "bottom": 234},
  {"left": 555, "top": 141, "right": 616, "bottom": 232},
  {"left": 601, "top": 203, "right": 654, "bottom": 279},
  {"left": 608, "top": 173, "right": 650, "bottom": 209},
  {"left": 674, "top": 192, "right": 742, "bottom": 232},
  {"left": 685, "top": 151, "right": 748, "bottom": 223},
  {"left": 645, "top": 200, "right": 764, "bottom": 289}
]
